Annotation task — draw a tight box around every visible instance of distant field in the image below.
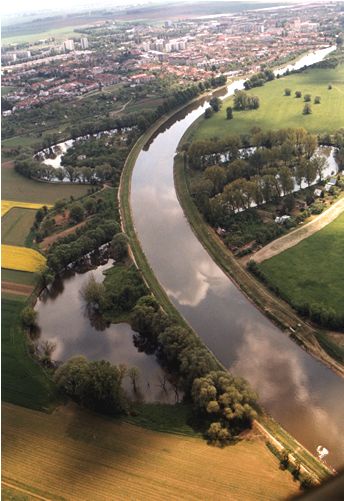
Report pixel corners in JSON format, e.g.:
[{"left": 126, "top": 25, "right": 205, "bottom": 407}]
[
  {"left": 2, "top": 165, "right": 90, "bottom": 203},
  {"left": 1, "top": 298, "right": 55, "bottom": 410},
  {"left": 2, "top": 402, "right": 298, "bottom": 501},
  {"left": 193, "top": 64, "right": 344, "bottom": 140},
  {"left": 1, "top": 208, "right": 36, "bottom": 246},
  {"left": 259, "top": 212, "right": 344, "bottom": 316}
]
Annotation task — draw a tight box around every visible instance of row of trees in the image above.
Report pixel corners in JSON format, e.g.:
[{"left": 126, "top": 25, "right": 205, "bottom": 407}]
[{"left": 129, "top": 295, "right": 258, "bottom": 443}]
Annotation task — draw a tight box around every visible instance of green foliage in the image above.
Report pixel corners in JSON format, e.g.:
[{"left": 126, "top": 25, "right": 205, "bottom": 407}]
[
  {"left": 111, "top": 232, "right": 129, "bottom": 261},
  {"left": 54, "top": 356, "right": 129, "bottom": 415},
  {"left": 69, "top": 202, "right": 85, "bottom": 223},
  {"left": 233, "top": 90, "right": 260, "bottom": 110},
  {"left": 21, "top": 306, "right": 37, "bottom": 328},
  {"left": 192, "top": 371, "right": 258, "bottom": 445}
]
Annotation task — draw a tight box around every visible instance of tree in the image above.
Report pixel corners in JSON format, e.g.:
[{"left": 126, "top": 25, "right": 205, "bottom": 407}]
[
  {"left": 311, "top": 155, "right": 326, "bottom": 181},
  {"left": 54, "top": 357, "right": 128, "bottom": 415},
  {"left": 111, "top": 232, "right": 128, "bottom": 261},
  {"left": 328, "top": 83, "right": 332, "bottom": 90},
  {"left": 81, "top": 274, "right": 105, "bottom": 311},
  {"left": 69, "top": 203, "right": 85, "bottom": 223},
  {"left": 226, "top": 106, "right": 233, "bottom": 120},
  {"left": 192, "top": 371, "right": 258, "bottom": 440},
  {"left": 314, "top": 96, "right": 321, "bottom": 104},
  {"left": 284, "top": 88, "right": 291, "bottom": 96},
  {"left": 295, "top": 90, "right": 302, "bottom": 98},
  {"left": 21, "top": 306, "right": 38, "bottom": 329},
  {"left": 209, "top": 96, "right": 221, "bottom": 112},
  {"left": 128, "top": 367, "right": 140, "bottom": 393},
  {"left": 304, "top": 94, "right": 311, "bottom": 102},
  {"left": 204, "top": 165, "right": 226, "bottom": 193},
  {"left": 204, "top": 107, "right": 213, "bottom": 119},
  {"left": 303, "top": 103, "right": 312, "bottom": 115},
  {"left": 278, "top": 167, "right": 294, "bottom": 195},
  {"left": 304, "top": 159, "right": 318, "bottom": 187}
]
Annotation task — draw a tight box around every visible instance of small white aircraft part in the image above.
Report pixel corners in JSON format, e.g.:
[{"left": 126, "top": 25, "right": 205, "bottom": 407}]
[{"left": 316, "top": 445, "right": 329, "bottom": 460}]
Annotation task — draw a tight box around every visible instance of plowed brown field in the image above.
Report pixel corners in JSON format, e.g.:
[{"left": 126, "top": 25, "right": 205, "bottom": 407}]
[{"left": 2, "top": 403, "right": 299, "bottom": 501}]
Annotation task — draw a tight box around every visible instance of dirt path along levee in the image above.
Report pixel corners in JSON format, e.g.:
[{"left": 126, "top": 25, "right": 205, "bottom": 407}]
[{"left": 248, "top": 197, "right": 344, "bottom": 264}]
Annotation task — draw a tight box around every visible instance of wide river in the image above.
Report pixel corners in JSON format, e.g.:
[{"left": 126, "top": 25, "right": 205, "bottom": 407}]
[{"left": 130, "top": 46, "right": 344, "bottom": 468}]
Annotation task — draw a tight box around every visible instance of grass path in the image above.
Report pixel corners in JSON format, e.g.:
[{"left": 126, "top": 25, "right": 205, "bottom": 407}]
[{"left": 249, "top": 197, "right": 344, "bottom": 264}]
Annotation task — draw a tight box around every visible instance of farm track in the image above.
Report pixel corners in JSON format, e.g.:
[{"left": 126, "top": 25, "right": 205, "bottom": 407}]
[
  {"left": 1, "top": 281, "right": 34, "bottom": 296},
  {"left": 247, "top": 197, "right": 344, "bottom": 264}
]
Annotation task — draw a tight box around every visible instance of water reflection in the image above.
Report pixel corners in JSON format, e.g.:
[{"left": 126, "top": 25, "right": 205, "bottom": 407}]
[
  {"left": 131, "top": 46, "right": 344, "bottom": 468},
  {"left": 36, "top": 262, "right": 176, "bottom": 403}
]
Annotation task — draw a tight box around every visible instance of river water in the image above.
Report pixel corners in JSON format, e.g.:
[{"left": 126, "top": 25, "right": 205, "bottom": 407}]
[
  {"left": 130, "top": 46, "right": 344, "bottom": 468},
  {"left": 35, "top": 262, "right": 176, "bottom": 403}
]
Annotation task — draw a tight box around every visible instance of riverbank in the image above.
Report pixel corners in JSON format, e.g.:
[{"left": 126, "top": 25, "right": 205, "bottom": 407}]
[{"left": 173, "top": 151, "right": 344, "bottom": 379}]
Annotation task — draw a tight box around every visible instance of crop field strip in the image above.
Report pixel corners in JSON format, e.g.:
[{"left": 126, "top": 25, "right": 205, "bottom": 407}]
[
  {"left": 1, "top": 244, "right": 46, "bottom": 273},
  {"left": 2, "top": 208, "right": 37, "bottom": 247},
  {"left": 1, "top": 200, "right": 52, "bottom": 217},
  {"left": 2, "top": 403, "right": 299, "bottom": 501}
]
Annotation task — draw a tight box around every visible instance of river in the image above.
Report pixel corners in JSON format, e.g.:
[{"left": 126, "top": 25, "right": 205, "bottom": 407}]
[
  {"left": 35, "top": 46, "right": 343, "bottom": 467},
  {"left": 130, "top": 46, "right": 344, "bottom": 468}
]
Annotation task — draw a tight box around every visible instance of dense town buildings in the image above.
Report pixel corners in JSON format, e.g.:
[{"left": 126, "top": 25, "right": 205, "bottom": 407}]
[{"left": 2, "top": 2, "right": 343, "bottom": 115}]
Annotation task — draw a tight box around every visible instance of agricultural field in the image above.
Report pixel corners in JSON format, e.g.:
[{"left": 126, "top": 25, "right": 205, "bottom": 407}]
[
  {"left": 259, "top": 212, "right": 344, "bottom": 317},
  {"left": 2, "top": 402, "right": 299, "bottom": 501},
  {"left": 1, "top": 200, "right": 52, "bottom": 217},
  {"left": 1, "top": 269, "right": 37, "bottom": 286},
  {"left": 1, "top": 208, "right": 36, "bottom": 246},
  {"left": 1, "top": 297, "right": 55, "bottom": 410},
  {"left": 2, "top": 245, "right": 46, "bottom": 273},
  {"left": 193, "top": 64, "right": 344, "bottom": 140},
  {"left": 2, "top": 164, "right": 90, "bottom": 204}
]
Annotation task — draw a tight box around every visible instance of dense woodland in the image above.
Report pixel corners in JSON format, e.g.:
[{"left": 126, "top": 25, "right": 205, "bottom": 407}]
[{"left": 185, "top": 127, "right": 344, "bottom": 250}]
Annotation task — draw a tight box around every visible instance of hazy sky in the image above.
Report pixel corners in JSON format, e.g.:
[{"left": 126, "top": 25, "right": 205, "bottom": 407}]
[{"left": 1, "top": 0, "right": 303, "bottom": 17}]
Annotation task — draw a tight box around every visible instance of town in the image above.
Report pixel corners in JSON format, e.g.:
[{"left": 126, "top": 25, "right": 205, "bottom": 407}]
[{"left": 2, "top": 2, "right": 342, "bottom": 113}]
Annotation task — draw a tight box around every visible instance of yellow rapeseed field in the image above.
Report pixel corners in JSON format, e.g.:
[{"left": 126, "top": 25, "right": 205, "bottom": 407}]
[
  {"left": 1, "top": 200, "right": 52, "bottom": 217},
  {"left": 1, "top": 245, "right": 46, "bottom": 272}
]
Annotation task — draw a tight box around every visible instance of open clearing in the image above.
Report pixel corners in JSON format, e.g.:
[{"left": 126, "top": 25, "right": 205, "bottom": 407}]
[
  {"left": 2, "top": 208, "right": 37, "bottom": 246},
  {"left": 2, "top": 402, "right": 299, "bottom": 501},
  {"left": 259, "top": 212, "right": 344, "bottom": 317},
  {"left": 1, "top": 165, "right": 90, "bottom": 204},
  {"left": 1, "top": 269, "right": 37, "bottom": 286},
  {"left": 193, "top": 64, "right": 344, "bottom": 140},
  {"left": 250, "top": 197, "right": 344, "bottom": 264},
  {"left": 1, "top": 297, "right": 55, "bottom": 410}
]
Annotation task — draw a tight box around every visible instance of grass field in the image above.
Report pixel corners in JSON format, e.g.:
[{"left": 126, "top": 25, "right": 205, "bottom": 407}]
[
  {"left": 2, "top": 402, "right": 299, "bottom": 501},
  {"left": 2, "top": 245, "right": 46, "bottom": 273},
  {"left": 1, "top": 165, "right": 90, "bottom": 204},
  {"left": 259, "top": 212, "right": 344, "bottom": 316},
  {"left": 1, "top": 298, "right": 55, "bottom": 410},
  {"left": 2, "top": 26, "right": 81, "bottom": 46},
  {"left": 1, "top": 208, "right": 36, "bottom": 246},
  {"left": 192, "top": 64, "right": 344, "bottom": 140}
]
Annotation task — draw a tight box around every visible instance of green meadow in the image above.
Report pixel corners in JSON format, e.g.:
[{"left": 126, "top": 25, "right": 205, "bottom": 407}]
[{"left": 192, "top": 64, "right": 344, "bottom": 140}]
